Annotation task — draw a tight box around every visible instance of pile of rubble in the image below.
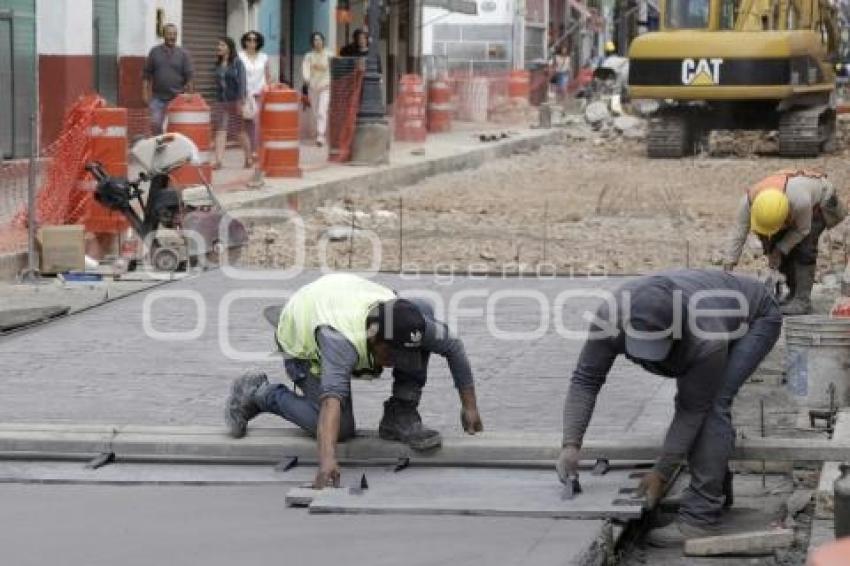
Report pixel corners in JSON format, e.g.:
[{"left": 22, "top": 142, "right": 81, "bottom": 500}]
[{"left": 544, "top": 96, "right": 649, "bottom": 143}]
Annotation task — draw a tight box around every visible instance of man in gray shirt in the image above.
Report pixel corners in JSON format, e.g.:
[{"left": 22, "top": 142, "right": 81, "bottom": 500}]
[
  {"left": 724, "top": 170, "right": 846, "bottom": 315},
  {"left": 556, "top": 270, "right": 781, "bottom": 547},
  {"left": 142, "top": 23, "right": 194, "bottom": 135},
  {"left": 224, "top": 273, "right": 483, "bottom": 489}
]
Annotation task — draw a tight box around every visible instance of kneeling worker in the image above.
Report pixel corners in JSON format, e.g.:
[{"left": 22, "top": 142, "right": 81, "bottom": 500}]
[
  {"left": 556, "top": 270, "right": 782, "bottom": 546},
  {"left": 724, "top": 169, "right": 846, "bottom": 315},
  {"left": 225, "top": 273, "right": 483, "bottom": 488}
]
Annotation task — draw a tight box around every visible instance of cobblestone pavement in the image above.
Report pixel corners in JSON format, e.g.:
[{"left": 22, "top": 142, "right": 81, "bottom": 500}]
[{"left": 1, "top": 270, "right": 683, "bottom": 438}]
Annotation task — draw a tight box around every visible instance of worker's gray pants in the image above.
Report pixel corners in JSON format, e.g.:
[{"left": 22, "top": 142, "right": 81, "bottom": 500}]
[{"left": 679, "top": 301, "right": 783, "bottom": 526}]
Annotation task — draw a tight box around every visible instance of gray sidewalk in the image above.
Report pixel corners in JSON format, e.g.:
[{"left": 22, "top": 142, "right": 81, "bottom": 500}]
[{"left": 0, "top": 270, "right": 673, "bottom": 440}]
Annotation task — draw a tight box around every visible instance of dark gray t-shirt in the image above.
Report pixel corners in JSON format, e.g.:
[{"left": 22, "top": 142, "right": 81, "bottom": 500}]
[
  {"left": 143, "top": 44, "right": 194, "bottom": 101},
  {"left": 562, "top": 269, "right": 778, "bottom": 477}
]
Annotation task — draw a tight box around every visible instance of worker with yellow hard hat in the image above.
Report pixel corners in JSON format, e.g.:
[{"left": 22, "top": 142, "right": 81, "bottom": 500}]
[
  {"left": 724, "top": 170, "right": 847, "bottom": 315},
  {"left": 604, "top": 40, "right": 616, "bottom": 54}
]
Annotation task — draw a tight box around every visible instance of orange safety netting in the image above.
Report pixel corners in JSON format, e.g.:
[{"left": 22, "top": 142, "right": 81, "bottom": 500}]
[
  {"left": 12, "top": 94, "right": 106, "bottom": 230},
  {"left": 328, "top": 63, "right": 365, "bottom": 163}
]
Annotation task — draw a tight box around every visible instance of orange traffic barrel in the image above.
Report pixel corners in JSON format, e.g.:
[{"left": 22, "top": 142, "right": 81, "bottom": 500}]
[
  {"left": 427, "top": 78, "right": 452, "bottom": 133},
  {"left": 395, "top": 74, "right": 426, "bottom": 142},
  {"left": 166, "top": 94, "right": 212, "bottom": 186},
  {"left": 260, "top": 84, "right": 301, "bottom": 178},
  {"left": 508, "top": 70, "right": 530, "bottom": 103},
  {"left": 83, "top": 106, "right": 129, "bottom": 234},
  {"left": 807, "top": 537, "right": 850, "bottom": 565}
]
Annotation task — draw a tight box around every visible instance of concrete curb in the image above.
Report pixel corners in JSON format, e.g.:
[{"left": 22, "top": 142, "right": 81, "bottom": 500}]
[
  {"left": 220, "top": 129, "right": 565, "bottom": 214},
  {"left": 0, "top": 423, "right": 844, "bottom": 464}
]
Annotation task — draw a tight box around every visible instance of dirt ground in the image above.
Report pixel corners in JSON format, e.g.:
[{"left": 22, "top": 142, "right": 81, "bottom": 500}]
[{"left": 238, "top": 128, "right": 850, "bottom": 276}]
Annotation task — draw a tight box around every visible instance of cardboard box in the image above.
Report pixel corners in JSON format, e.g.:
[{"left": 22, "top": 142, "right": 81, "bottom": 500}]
[{"left": 37, "top": 225, "right": 85, "bottom": 274}]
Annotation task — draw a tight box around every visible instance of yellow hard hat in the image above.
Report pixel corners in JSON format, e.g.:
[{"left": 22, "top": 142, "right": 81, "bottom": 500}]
[
  {"left": 750, "top": 189, "right": 790, "bottom": 236},
  {"left": 605, "top": 41, "right": 616, "bottom": 53}
]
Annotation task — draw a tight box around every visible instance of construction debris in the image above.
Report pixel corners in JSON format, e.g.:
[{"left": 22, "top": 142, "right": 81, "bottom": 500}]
[{"left": 683, "top": 529, "right": 794, "bottom": 557}]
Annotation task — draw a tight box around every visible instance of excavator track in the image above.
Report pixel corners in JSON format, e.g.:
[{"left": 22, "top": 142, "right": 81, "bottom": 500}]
[
  {"left": 646, "top": 111, "right": 693, "bottom": 158},
  {"left": 778, "top": 108, "right": 833, "bottom": 158}
]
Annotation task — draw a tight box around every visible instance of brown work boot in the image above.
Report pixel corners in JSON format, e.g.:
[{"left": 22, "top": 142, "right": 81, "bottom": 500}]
[
  {"left": 224, "top": 371, "right": 269, "bottom": 438},
  {"left": 378, "top": 398, "right": 442, "bottom": 451},
  {"left": 646, "top": 519, "right": 717, "bottom": 548}
]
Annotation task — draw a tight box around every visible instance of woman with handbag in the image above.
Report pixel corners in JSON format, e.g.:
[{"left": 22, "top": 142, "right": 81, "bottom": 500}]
[
  {"left": 302, "top": 32, "right": 332, "bottom": 147},
  {"left": 212, "top": 37, "right": 247, "bottom": 170},
  {"left": 239, "top": 30, "right": 270, "bottom": 167}
]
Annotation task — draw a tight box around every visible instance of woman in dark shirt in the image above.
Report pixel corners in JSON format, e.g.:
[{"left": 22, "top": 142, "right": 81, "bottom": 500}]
[{"left": 212, "top": 37, "right": 247, "bottom": 169}]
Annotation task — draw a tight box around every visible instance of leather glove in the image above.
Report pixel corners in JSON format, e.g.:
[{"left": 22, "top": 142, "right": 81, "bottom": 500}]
[
  {"left": 767, "top": 249, "right": 783, "bottom": 269},
  {"left": 636, "top": 470, "right": 666, "bottom": 508},
  {"left": 556, "top": 445, "right": 581, "bottom": 484}
]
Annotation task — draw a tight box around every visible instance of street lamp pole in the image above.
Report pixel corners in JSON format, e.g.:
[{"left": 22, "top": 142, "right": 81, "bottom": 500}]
[{"left": 352, "top": 0, "right": 390, "bottom": 164}]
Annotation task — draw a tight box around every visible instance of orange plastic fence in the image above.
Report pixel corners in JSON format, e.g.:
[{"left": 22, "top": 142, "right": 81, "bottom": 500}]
[
  {"left": 17, "top": 94, "right": 105, "bottom": 229},
  {"left": 328, "top": 61, "right": 365, "bottom": 163}
]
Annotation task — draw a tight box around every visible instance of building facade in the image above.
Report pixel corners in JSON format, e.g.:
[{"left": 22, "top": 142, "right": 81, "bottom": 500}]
[{"left": 0, "top": 0, "right": 432, "bottom": 159}]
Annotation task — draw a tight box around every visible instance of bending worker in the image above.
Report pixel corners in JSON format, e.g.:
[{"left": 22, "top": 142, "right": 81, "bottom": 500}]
[
  {"left": 225, "top": 273, "right": 483, "bottom": 488},
  {"left": 556, "top": 269, "right": 782, "bottom": 547},
  {"left": 724, "top": 169, "right": 846, "bottom": 315}
]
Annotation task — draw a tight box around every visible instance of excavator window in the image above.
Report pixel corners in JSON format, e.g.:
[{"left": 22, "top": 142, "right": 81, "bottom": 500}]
[
  {"left": 719, "top": 0, "right": 738, "bottom": 29},
  {"left": 665, "top": 0, "right": 710, "bottom": 29}
]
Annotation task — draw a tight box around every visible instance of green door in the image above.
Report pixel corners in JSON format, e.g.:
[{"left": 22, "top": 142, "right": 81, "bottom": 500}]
[
  {"left": 93, "top": 0, "right": 119, "bottom": 105},
  {"left": 0, "top": 0, "right": 35, "bottom": 159}
]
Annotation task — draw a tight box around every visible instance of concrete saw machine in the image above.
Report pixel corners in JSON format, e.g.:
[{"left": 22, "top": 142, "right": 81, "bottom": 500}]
[{"left": 86, "top": 133, "right": 247, "bottom": 272}]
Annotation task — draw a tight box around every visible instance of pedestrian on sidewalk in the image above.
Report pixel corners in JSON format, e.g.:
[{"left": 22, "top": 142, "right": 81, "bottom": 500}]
[
  {"left": 302, "top": 32, "right": 333, "bottom": 147},
  {"left": 225, "top": 273, "right": 483, "bottom": 489},
  {"left": 723, "top": 169, "right": 847, "bottom": 315},
  {"left": 142, "top": 23, "right": 194, "bottom": 135},
  {"left": 340, "top": 28, "right": 369, "bottom": 57},
  {"left": 239, "top": 30, "right": 270, "bottom": 167},
  {"left": 550, "top": 43, "right": 571, "bottom": 101},
  {"left": 556, "top": 269, "right": 782, "bottom": 547},
  {"left": 211, "top": 37, "right": 246, "bottom": 170}
]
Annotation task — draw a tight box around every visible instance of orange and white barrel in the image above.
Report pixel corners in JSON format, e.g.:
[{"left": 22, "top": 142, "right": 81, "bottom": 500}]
[
  {"left": 508, "top": 70, "right": 531, "bottom": 103},
  {"left": 260, "top": 85, "right": 302, "bottom": 178},
  {"left": 395, "top": 74, "right": 427, "bottom": 143},
  {"left": 427, "top": 78, "right": 453, "bottom": 133},
  {"left": 166, "top": 94, "right": 212, "bottom": 186},
  {"left": 83, "top": 106, "right": 129, "bottom": 234}
]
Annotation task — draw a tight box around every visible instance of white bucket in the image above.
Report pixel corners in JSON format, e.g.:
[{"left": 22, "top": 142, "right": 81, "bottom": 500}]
[{"left": 785, "top": 315, "right": 850, "bottom": 409}]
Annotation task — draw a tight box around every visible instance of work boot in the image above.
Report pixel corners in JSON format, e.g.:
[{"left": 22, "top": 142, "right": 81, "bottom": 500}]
[
  {"left": 224, "top": 371, "right": 269, "bottom": 439},
  {"left": 781, "top": 263, "right": 816, "bottom": 316},
  {"left": 378, "top": 398, "right": 442, "bottom": 451},
  {"left": 646, "top": 519, "right": 717, "bottom": 548}
]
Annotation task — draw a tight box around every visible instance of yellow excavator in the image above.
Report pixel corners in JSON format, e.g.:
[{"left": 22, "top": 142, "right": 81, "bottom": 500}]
[{"left": 627, "top": 0, "right": 840, "bottom": 157}]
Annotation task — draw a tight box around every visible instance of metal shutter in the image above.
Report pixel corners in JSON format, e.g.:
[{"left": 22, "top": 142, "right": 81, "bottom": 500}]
[
  {"left": 93, "top": 0, "right": 119, "bottom": 105},
  {"left": 0, "top": 0, "right": 35, "bottom": 159},
  {"left": 181, "top": 0, "right": 227, "bottom": 104}
]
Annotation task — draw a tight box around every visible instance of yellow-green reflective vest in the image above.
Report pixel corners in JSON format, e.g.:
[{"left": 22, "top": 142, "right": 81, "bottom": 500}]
[{"left": 276, "top": 273, "right": 396, "bottom": 377}]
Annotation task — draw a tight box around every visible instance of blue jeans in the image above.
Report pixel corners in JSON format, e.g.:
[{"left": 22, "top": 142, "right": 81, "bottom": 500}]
[
  {"left": 258, "top": 359, "right": 357, "bottom": 440},
  {"left": 149, "top": 97, "right": 170, "bottom": 135},
  {"left": 679, "top": 298, "right": 783, "bottom": 526}
]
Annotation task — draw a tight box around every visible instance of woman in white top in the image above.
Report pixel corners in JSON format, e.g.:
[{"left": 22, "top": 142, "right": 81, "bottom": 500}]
[
  {"left": 302, "top": 32, "right": 332, "bottom": 147},
  {"left": 239, "top": 30, "right": 270, "bottom": 167}
]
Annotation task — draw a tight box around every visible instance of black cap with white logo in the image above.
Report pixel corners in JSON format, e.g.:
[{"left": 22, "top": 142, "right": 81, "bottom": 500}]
[{"left": 375, "top": 299, "right": 426, "bottom": 370}]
